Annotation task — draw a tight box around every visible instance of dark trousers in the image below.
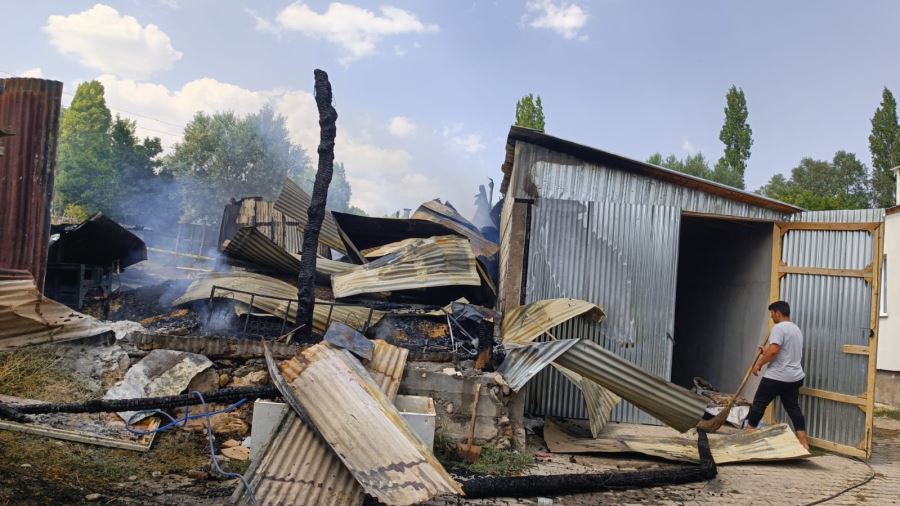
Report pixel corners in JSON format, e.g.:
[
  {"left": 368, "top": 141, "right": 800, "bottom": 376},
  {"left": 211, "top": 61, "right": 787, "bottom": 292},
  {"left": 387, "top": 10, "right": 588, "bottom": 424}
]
[{"left": 746, "top": 377, "right": 806, "bottom": 431}]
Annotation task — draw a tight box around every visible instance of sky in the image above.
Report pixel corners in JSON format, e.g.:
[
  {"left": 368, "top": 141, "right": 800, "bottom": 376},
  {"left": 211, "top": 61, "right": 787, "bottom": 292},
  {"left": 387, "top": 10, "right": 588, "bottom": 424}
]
[{"left": 3, "top": 0, "right": 900, "bottom": 218}]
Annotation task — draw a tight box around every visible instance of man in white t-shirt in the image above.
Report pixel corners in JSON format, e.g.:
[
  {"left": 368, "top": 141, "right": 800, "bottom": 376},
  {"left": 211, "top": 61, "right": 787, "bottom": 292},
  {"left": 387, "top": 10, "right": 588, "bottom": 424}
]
[{"left": 745, "top": 301, "right": 809, "bottom": 450}]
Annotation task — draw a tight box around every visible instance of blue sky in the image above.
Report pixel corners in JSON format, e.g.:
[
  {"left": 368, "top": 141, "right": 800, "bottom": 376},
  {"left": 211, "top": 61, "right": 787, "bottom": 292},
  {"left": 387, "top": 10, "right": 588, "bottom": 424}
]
[{"left": 3, "top": 1, "right": 900, "bottom": 217}]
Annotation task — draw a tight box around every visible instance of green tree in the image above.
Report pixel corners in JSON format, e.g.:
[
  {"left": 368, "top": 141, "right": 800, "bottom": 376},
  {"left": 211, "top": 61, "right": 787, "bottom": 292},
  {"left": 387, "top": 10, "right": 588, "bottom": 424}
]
[
  {"left": 647, "top": 152, "right": 713, "bottom": 179},
  {"left": 55, "top": 81, "right": 116, "bottom": 214},
  {"left": 515, "top": 94, "right": 545, "bottom": 132},
  {"left": 713, "top": 86, "right": 753, "bottom": 189},
  {"left": 325, "top": 162, "right": 352, "bottom": 212},
  {"left": 165, "top": 105, "right": 310, "bottom": 224},
  {"left": 758, "top": 152, "right": 872, "bottom": 210},
  {"left": 869, "top": 87, "right": 900, "bottom": 207}
]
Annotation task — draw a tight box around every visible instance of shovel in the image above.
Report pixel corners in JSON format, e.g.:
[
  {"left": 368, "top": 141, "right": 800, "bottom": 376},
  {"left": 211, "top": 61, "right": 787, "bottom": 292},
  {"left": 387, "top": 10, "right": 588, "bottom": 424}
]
[
  {"left": 457, "top": 383, "right": 483, "bottom": 463},
  {"left": 697, "top": 332, "right": 769, "bottom": 432}
]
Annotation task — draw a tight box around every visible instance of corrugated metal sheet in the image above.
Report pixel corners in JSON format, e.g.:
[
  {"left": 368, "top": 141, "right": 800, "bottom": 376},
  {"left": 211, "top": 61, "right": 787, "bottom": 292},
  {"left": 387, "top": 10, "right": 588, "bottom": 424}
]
[
  {"left": 0, "top": 78, "right": 63, "bottom": 289},
  {"left": 554, "top": 339, "right": 708, "bottom": 432},
  {"left": 412, "top": 199, "right": 500, "bottom": 258},
  {"left": 496, "top": 339, "right": 580, "bottom": 391},
  {"left": 272, "top": 178, "right": 346, "bottom": 252},
  {"left": 501, "top": 298, "right": 605, "bottom": 345},
  {"left": 272, "top": 342, "right": 461, "bottom": 505},
  {"left": 361, "top": 238, "right": 423, "bottom": 258},
  {"left": 789, "top": 209, "right": 885, "bottom": 223},
  {"left": 172, "top": 272, "right": 382, "bottom": 334},
  {"left": 510, "top": 142, "right": 792, "bottom": 221},
  {"left": 776, "top": 223, "right": 875, "bottom": 449},
  {"left": 553, "top": 364, "right": 620, "bottom": 438},
  {"left": 48, "top": 212, "right": 147, "bottom": 268},
  {"left": 234, "top": 340, "right": 408, "bottom": 506},
  {"left": 544, "top": 418, "right": 810, "bottom": 464},
  {"left": 0, "top": 268, "right": 112, "bottom": 350},
  {"left": 222, "top": 226, "right": 352, "bottom": 276},
  {"left": 331, "top": 236, "right": 481, "bottom": 299},
  {"left": 524, "top": 199, "right": 681, "bottom": 424}
]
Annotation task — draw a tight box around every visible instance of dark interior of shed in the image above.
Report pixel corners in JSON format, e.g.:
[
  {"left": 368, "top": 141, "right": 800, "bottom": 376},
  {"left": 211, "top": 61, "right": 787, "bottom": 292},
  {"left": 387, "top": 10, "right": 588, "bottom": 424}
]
[{"left": 670, "top": 216, "right": 773, "bottom": 396}]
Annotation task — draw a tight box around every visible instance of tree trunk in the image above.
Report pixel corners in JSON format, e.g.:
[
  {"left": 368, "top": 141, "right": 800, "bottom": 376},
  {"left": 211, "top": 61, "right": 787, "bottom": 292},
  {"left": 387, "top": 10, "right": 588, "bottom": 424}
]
[{"left": 296, "top": 69, "right": 337, "bottom": 340}]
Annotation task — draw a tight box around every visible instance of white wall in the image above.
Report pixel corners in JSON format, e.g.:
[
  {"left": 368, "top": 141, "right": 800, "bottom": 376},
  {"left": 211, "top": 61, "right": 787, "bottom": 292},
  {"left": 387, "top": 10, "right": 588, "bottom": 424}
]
[{"left": 879, "top": 212, "right": 900, "bottom": 371}]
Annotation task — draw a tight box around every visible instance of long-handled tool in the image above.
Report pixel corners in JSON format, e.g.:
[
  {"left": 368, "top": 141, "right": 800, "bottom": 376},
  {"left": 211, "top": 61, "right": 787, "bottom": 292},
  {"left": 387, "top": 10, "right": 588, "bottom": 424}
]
[
  {"left": 697, "top": 333, "right": 770, "bottom": 432},
  {"left": 457, "top": 383, "right": 483, "bottom": 463}
]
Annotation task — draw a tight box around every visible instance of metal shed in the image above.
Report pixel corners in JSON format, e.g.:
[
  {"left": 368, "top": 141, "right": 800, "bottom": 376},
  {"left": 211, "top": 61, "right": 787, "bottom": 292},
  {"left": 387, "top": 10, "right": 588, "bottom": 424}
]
[{"left": 499, "top": 126, "right": 883, "bottom": 459}]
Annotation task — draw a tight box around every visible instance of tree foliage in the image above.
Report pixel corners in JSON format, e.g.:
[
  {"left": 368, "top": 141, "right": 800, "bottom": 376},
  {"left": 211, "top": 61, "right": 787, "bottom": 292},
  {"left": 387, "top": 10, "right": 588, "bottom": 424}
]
[
  {"left": 56, "top": 81, "right": 116, "bottom": 214},
  {"left": 714, "top": 86, "right": 753, "bottom": 189},
  {"left": 869, "top": 87, "right": 900, "bottom": 207},
  {"left": 758, "top": 151, "right": 871, "bottom": 210},
  {"left": 515, "top": 94, "right": 545, "bottom": 132},
  {"left": 166, "top": 105, "right": 311, "bottom": 224},
  {"left": 648, "top": 152, "right": 713, "bottom": 179}
]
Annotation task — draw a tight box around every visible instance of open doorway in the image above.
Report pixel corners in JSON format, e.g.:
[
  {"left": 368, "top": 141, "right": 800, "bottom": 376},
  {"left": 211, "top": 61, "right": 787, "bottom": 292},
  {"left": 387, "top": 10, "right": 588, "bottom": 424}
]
[{"left": 671, "top": 216, "right": 774, "bottom": 395}]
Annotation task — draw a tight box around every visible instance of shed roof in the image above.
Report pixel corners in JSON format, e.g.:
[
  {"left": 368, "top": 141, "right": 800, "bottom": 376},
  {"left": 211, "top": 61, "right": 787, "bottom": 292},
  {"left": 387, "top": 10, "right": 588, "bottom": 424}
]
[{"left": 501, "top": 125, "right": 802, "bottom": 215}]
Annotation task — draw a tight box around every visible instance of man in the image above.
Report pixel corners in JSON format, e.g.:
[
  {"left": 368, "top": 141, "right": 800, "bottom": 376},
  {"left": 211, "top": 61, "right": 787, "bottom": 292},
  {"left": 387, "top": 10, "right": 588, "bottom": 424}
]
[{"left": 745, "top": 300, "right": 809, "bottom": 449}]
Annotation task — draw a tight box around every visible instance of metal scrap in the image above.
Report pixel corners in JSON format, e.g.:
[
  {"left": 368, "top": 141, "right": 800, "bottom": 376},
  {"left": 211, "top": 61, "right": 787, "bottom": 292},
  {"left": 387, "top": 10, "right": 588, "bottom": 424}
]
[
  {"left": 497, "top": 339, "right": 580, "bottom": 392},
  {"left": 501, "top": 298, "right": 606, "bottom": 345},
  {"left": 221, "top": 226, "right": 352, "bottom": 277},
  {"left": 272, "top": 178, "right": 346, "bottom": 252},
  {"left": 553, "top": 363, "right": 620, "bottom": 437},
  {"left": 323, "top": 321, "right": 374, "bottom": 360},
  {"left": 412, "top": 199, "right": 499, "bottom": 259}
]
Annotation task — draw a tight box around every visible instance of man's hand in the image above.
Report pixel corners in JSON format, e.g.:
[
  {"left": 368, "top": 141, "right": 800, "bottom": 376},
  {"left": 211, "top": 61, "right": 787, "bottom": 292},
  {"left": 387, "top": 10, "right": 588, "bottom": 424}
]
[{"left": 751, "top": 362, "right": 762, "bottom": 376}]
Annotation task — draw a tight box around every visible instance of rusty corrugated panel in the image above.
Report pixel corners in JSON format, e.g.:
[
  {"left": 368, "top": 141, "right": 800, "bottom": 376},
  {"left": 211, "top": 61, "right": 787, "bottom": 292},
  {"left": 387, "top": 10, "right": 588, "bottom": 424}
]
[
  {"left": 0, "top": 268, "right": 111, "bottom": 350},
  {"left": 331, "top": 236, "right": 481, "bottom": 299},
  {"left": 543, "top": 418, "right": 810, "bottom": 463},
  {"left": 272, "top": 343, "right": 461, "bottom": 505},
  {"left": 272, "top": 179, "right": 345, "bottom": 252},
  {"left": 172, "top": 272, "right": 382, "bottom": 334},
  {"left": 554, "top": 340, "right": 708, "bottom": 432},
  {"left": 501, "top": 298, "right": 605, "bottom": 345},
  {"left": 234, "top": 340, "right": 409, "bottom": 506},
  {"left": 0, "top": 78, "right": 63, "bottom": 289},
  {"left": 412, "top": 199, "right": 499, "bottom": 258},
  {"left": 552, "top": 363, "right": 620, "bottom": 437},
  {"left": 221, "top": 226, "right": 352, "bottom": 276},
  {"left": 497, "top": 339, "right": 579, "bottom": 392}
]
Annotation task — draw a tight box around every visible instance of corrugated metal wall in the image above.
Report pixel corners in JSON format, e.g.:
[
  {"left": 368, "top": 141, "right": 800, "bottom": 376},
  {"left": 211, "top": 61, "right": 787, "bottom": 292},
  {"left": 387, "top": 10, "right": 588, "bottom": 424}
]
[
  {"left": 510, "top": 144, "right": 792, "bottom": 221},
  {"left": 524, "top": 198, "right": 680, "bottom": 424},
  {"left": 0, "top": 78, "right": 63, "bottom": 289},
  {"left": 790, "top": 209, "right": 885, "bottom": 223}
]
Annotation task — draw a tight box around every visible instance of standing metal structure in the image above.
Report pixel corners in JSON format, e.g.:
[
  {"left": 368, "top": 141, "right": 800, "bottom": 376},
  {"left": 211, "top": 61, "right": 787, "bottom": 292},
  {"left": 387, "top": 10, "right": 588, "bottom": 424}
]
[{"left": 0, "top": 78, "right": 63, "bottom": 289}]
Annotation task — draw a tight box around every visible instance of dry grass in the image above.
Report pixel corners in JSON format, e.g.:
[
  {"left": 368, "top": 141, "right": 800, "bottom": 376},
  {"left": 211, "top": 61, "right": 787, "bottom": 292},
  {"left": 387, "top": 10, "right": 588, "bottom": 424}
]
[{"left": 0, "top": 346, "right": 91, "bottom": 402}]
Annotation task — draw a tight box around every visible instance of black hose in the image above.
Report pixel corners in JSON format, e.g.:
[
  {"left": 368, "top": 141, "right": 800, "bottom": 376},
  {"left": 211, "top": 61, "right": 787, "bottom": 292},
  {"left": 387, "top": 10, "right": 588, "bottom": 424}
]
[
  {"left": 0, "top": 386, "right": 279, "bottom": 418},
  {"left": 461, "top": 430, "right": 716, "bottom": 499}
]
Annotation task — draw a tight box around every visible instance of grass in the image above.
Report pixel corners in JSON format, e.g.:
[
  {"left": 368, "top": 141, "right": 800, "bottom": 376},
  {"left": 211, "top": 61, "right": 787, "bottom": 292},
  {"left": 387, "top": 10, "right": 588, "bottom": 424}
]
[
  {"left": 432, "top": 430, "right": 534, "bottom": 477},
  {"left": 0, "top": 346, "right": 93, "bottom": 402},
  {"left": 875, "top": 406, "right": 900, "bottom": 421}
]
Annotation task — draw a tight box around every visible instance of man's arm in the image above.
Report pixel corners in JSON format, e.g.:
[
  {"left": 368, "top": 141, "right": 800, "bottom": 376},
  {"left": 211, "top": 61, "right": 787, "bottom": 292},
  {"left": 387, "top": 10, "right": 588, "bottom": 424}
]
[{"left": 752, "top": 343, "right": 781, "bottom": 375}]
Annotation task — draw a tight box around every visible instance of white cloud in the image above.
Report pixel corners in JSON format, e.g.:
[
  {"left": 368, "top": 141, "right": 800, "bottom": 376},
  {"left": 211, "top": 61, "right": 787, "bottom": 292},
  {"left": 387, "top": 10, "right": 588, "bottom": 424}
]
[
  {"left": 247, "top": 9, "right": 281, "bottom": 35},
  {"left": 270, "top": 2, "right": 439, "bottom": 64},
  {"left": 443, "top": 124, "right": 485, "bottom": 154},
  {"left": 682, "top": 139, "right": 695, "bottom": 153},
  {"left": 394, "top": 44, "right": 406, "bottom": 56},
  {"left": 44, "top": 4, "right": 182, "bottom": 79},
  {"left": 97, "top": 75, "right": 427, "bottom": 215},
  {"left": 388, "top": 116, "right": 417, "bottom": 138},
  {"left": 21, "top": 68, "right": 44, "bottom": 78},
  {"left": 524, "top": 0, "right": 588, "bottom": 40},
  {"left": 157, "top": 0, "right": 179, "bottom": 8}
]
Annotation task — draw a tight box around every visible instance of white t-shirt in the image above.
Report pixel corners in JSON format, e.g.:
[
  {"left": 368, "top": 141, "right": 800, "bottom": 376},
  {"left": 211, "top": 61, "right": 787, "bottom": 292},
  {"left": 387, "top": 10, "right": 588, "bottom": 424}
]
[{"left": 763, "top": 321, "right": 806, "bottom": 383}]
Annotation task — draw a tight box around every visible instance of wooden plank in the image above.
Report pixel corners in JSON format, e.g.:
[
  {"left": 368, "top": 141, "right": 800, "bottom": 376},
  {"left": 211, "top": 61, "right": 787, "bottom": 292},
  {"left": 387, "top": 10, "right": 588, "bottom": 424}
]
[
  {"left": 842, "top": 344, "right": 870, "bottom": 355},
  {"left": 864, "top": 223, "right": 885, "bottom": 458},
  {"left": 0, "top": 417, "right": 158, "bottom": 452},
  {"left": 799, "top": 386, "right": 866, "bottom": 406},
  {"left": 777, "top": 265, "right": 872, "bottom": 281},
  {"left": 499, "top": 201, "right": 529, "bottom": 315},
  {"left": 778, "top": 222, "right": 880, "bottom": 232},
  {"left": 808, "top": 436, "right": 867, "bottom": 459},
  {"left": 764, "top": 222, "right": 783, "bottom": 425}
]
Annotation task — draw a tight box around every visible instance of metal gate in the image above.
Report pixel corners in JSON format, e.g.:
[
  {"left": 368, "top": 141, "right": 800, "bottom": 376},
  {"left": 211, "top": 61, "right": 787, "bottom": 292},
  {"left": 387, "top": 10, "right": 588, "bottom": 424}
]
[{"left": 770, "top": 221, "right": 883, "bottom": 458}]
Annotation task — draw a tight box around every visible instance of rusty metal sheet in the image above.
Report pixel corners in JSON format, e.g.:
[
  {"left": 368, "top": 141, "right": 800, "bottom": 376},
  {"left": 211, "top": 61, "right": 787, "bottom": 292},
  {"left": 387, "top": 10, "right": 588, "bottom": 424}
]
[
  {"left": 221, "top": 226, "right": 352, "bottom": 276},
  {"left": 272, "top": 178, "right": 345, "bottom": 252},
  {"left": 553, "top": 364, "right": 620, "bottom": 437},
  {"left": 172, "top": 271, "right": 382, "bottom": 334},
  {"left": 273, "top": 342, "right": 461, "bottom": 505},
  {"left": 0, "top": 268, "right": 112, "bottom": 350},
  {"left": 555, "top": 340, "right": 708, "bottom": 432},
  {"left": 360, "top": 238, "right": 424, "bottom": 258},
  {"left": 331, "top": 236, "right": 481, "bottom": 299},
  {"left": 412, "top": 199, "right": 499, "bottom": 259},
  {"left": 497, "top": 339, "right": 580, "bottom": 392},
  {"left": 501, "top": 298, "right": 606, "bottom": 345},
  {"left": 324, "top": 321, "right": 374, "bottom": 360},
  {"left": 0, "top": 78, "right": 64, "bottom": 288},
  {"left": 544, "top": 418, "right": 810, "bottom": 464},
  {"left": 234, "top": 339, "right": 409, "bottom": 506}
]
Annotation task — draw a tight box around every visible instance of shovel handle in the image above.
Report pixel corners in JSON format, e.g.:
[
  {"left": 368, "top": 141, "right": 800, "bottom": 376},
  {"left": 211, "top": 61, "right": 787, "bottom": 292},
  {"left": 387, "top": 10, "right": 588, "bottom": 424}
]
[
  {"left": 466, "top": 383, "right": 482, "bottom": 449},
  {"left": 731, "top": 333, "right": 771, "bottom": 400}
]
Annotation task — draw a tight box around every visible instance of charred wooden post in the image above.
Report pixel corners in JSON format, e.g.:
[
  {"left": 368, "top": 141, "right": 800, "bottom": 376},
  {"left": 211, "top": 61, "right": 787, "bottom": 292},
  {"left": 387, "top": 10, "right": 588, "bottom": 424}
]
[{"left": 296, "top": 69, "right": 338, "bottom": 340}]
